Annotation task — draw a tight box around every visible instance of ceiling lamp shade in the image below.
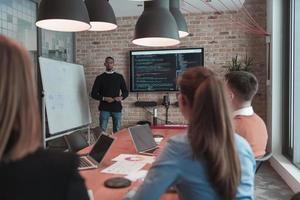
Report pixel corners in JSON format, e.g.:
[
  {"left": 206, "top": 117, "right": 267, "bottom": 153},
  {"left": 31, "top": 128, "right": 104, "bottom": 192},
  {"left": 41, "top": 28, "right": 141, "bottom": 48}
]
[
  {"left": 170, "top": 0, "right": 189, "bottom": 38},
  {"left": 36, "top": 0, "right": 91, "bottom": 32},
  {"left": 85, "top": 0, "right": 117, "bottom": 31},
  {"left": 132, "top": 0, "right": 180, "bottom": 47}
]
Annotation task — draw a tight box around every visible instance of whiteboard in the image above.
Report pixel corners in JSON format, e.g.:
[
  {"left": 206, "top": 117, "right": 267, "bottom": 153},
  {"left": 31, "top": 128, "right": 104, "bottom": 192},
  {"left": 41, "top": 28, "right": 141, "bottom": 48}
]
[{"left": 39, "top": 57, "right": 91, "bottom": 135}]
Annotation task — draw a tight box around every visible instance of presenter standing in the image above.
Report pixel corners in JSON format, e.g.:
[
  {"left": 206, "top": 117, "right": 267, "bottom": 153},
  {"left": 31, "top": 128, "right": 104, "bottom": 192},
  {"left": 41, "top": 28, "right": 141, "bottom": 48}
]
[{"left": 91, "top": 57, "right": 128, "bottom": 133}]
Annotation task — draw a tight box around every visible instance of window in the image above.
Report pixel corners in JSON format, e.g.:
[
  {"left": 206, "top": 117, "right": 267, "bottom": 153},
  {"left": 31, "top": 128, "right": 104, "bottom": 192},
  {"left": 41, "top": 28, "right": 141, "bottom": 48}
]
[
  {"left": 283, "top": 0, "right": 300, "bottom": 168},
  {"left": 0, "top": 0, "right": 38, "bottom": 65},
  {"left": 40, "top": 30, "right": 74, "bottom": 63},
  {"left": 291, "top": 0, "right": 300, "bottom": 168}
]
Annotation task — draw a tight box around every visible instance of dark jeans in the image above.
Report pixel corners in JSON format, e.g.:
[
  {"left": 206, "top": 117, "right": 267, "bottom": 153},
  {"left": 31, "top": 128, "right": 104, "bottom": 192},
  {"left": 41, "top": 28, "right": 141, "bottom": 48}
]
[{"left": 99, "top": 111, "right": 122, "bottom": 133}]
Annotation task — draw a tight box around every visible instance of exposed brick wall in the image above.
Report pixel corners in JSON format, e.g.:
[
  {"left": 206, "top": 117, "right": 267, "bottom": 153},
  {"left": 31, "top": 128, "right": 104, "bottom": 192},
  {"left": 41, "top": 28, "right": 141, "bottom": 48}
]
[{"left": 76, "top": 0, "right": 267, "bottom": 131}]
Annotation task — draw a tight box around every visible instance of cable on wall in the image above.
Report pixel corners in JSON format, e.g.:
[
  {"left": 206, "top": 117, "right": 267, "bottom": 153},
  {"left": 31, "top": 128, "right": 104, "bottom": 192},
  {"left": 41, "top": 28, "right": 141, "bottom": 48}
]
[{"left": 182, "top": 0, "right": 269, "bottom": 36}]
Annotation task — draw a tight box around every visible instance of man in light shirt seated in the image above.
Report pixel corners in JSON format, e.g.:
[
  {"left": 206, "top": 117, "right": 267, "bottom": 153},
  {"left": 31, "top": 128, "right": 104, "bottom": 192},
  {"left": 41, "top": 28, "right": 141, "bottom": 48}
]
[{"left": 225, "top": 71, "right": 268, "bottom": 158}]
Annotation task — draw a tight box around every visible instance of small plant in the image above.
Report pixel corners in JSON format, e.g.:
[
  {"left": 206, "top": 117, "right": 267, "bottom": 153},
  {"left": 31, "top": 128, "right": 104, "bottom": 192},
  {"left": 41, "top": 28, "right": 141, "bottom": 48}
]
[
  {"left": 243, "top": 54, "right": 254, "bottom": 72},
  {"left": 224, "top": 54, "right": 254, "bottom": 72}
]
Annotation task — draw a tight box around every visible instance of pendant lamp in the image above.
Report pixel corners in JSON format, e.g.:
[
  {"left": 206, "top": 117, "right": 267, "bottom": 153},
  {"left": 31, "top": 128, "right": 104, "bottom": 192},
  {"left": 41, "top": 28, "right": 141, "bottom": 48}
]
[
  {"left": 170, "top": 0, "right": 189, "bottom": 38},
  {"left": 36, "top": 0, "right": 91, "bottom": 32},
  {"left": 85, "top": 0, "right": 117, "bottom": 31},
  {"left": 132, "top": 0, "right": 180, "bottom": 47}
]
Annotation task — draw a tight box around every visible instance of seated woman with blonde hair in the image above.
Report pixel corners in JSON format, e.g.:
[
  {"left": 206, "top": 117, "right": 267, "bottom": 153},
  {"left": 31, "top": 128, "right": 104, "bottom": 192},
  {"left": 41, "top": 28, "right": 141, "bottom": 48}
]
[
  {"left": 125, "top": 67, "right": 256, "bottom": 200},
  {"left": 0, "top": 35, "right": 89, "bottom": 200}
]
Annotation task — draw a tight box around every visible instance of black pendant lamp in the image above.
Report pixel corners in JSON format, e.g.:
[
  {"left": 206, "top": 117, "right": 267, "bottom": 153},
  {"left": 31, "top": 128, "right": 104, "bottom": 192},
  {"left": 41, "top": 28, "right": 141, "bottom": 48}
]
[
  {"left": 85, "top": 0, "right": 117, "bottom": 31},
  {"left": 36, "top": 0, "right": 91, "bottom": 32},
  {"left": 132, "top": 0, "right": 180, "bottom": 47},
  {"left": 170, "top": 0, "right": 189, "bottom": 38}
]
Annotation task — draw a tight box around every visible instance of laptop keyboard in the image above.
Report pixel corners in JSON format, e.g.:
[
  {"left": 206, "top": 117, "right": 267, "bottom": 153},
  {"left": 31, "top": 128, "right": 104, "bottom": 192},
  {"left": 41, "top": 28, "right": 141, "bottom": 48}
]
[{"left": 79, "top": 157, "right": 93, "bottom": 167}]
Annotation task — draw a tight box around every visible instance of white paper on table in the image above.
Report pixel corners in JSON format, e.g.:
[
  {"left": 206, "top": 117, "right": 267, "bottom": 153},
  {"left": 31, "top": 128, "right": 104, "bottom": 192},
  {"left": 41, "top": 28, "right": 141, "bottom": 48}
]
[
  {"left": 125, "top": 170, "right": 148, "bottom": 181},
  {"left": 154, "top": 137, "right": 163, "bottom": 144},
  {"left": 112, "top": 154, "right": 155, "bottom": 164},
  {"left": 87, "top": 190, "right": 94, "bottom": 200},
  {"left": 101, "top": 160, "right": 146, "bottom": 175}
]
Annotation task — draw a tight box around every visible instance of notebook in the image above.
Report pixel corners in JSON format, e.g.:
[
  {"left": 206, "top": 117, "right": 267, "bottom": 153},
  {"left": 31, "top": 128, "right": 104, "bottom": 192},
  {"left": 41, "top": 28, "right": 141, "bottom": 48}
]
[
  {"left": 128, "top": 124, "right": 158, "bottom": 155},
  {"left": 78, "top": 133, "right": 114, "bottom": 170}
]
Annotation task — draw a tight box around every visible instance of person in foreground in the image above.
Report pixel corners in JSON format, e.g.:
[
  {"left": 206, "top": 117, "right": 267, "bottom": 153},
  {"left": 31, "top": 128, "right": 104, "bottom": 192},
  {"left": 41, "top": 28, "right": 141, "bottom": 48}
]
[
  {"left": 225, "top": 71, "right": 268, "bottom": 158},
  {"left": 0, "top": 35, "right": 89, "bottom": 200},
  {"left": 125, "top": 67, "right": 256, "bottom": 200},
  {"left": 291, "top": 192, "right": 300, "bottom": 200}
]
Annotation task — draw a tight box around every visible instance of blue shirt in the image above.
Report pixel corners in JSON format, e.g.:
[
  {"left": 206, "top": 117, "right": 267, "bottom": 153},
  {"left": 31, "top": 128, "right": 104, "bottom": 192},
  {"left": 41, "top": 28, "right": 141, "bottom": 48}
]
[{"left": 126, "top": 133, "right": 255, "bottom": 200}]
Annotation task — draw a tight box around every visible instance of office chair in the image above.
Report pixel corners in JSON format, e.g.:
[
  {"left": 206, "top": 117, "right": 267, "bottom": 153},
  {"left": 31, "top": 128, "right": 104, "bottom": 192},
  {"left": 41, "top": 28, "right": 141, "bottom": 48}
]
[
  {"left": 290, "top": 192, "right": 300, "bottom": 200},
  {"left": 90, "top": 126, "right": 102, "bottom": 143},
  {"left": 255, "top": 151, "right": 272, "bottom": 173},
  {"left": 136, "top": 120, "right": 152, "bottom": 126},
  {"left": 47, "top": 137, "right": 68, "bottom": 151},
  {"left": 64, "top": 132, "right": 89, "bottom": 153},
  {"left": 90, "top": 126, "right": 115, "bottom": 143}
]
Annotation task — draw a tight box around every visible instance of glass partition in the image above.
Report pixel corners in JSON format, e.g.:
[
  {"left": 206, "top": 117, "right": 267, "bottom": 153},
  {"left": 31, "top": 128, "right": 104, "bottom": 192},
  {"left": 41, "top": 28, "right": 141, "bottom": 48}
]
[{"left": 0, "top": 0, "right": 37, "bottom": 64}]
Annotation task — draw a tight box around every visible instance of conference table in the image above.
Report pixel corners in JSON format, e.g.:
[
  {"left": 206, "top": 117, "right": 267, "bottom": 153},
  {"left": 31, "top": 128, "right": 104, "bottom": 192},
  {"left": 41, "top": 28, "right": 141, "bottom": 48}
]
[{"left": 80, "top": 125, "right": 187, "bottom": 200}]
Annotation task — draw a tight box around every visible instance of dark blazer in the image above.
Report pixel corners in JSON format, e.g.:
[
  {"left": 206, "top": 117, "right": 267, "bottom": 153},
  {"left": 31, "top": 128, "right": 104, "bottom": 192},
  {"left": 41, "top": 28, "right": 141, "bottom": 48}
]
[{"left": 0, "top": 149, "right": 89, "bottom": 200}]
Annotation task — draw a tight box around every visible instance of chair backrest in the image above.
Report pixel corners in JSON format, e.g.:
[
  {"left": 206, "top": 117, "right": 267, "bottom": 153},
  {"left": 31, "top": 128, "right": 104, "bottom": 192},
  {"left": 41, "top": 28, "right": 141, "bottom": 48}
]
[
  {"left": 47, "top": 137, "right": 69, "bottom": 151},
  {"left": 291, "top": 192, "right": 300, "bottom": 200},
  {"left": 256, "top": 152, "right": 272, "bottom": 161},
  {"left": 64, "top": 132, "right": 89, "bottom": 152},
  {"left": 136, "top": 120, "right": 152, "bottom": 126},
  {"left": 255, "top": 152, "right": 272, "bottom": 173},
  {"left": 91, "top": 126, "right": 101, "bottom": 138}
]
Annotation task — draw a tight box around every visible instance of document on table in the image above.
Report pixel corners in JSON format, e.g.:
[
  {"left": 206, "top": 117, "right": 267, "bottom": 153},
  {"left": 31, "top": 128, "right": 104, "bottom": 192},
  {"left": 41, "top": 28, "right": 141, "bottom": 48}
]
[
  {"left": 101, "top": 160, "right": 146, "bottom": 175},
  {"left": 87, "top": 190, "right": 94, "bottom": 200},
  {"left": 112, "top": 154, "right": 155, "bottom": 164},
  {"left": 125, "top": 170, "right": 148, "bottom": 181},
  {"left": 154, "top": 137, "right": 163, "bottom": 144}
]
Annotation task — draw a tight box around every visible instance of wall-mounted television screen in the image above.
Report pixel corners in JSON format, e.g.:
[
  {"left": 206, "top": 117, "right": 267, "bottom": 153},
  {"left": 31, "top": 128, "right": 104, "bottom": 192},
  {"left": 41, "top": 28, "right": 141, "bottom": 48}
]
[{"left": 130, "top": 48, "right": 204, "bottom": 92}]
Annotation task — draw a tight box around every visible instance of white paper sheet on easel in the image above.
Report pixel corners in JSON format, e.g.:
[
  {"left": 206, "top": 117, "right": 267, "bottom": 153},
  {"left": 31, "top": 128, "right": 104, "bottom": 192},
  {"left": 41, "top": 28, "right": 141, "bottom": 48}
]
[{"left": 101, "top": 160, "right": 146, "bottom": 175}]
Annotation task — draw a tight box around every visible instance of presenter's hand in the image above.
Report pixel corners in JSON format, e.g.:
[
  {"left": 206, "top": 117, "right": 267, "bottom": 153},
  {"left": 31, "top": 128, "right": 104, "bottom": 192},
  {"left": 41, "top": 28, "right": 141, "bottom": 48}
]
[
  {"left": 103, "top": 97, "right": 114, "bottom": 103},
  {"left": 114, "top": 96, "right": 123, "bottom": 102}
]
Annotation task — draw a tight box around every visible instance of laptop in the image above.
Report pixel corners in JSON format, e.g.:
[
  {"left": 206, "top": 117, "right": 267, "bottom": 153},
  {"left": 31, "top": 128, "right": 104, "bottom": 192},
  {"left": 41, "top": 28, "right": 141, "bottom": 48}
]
[
  {"left": 78, "top": 133, "right": 114, "bottom": 170},
  {"left": 128, "top": 124, "right": 158, "bottom": 155}
]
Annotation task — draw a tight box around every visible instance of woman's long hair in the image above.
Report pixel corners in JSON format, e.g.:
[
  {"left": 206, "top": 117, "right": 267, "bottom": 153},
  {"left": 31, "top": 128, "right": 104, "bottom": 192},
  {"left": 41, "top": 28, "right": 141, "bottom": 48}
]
[
  {"left": 178, "top": 67, "right": 241, "bottom": 200},
  {"left": 0, "top": 35, "right": 41, "bottom": 161}
]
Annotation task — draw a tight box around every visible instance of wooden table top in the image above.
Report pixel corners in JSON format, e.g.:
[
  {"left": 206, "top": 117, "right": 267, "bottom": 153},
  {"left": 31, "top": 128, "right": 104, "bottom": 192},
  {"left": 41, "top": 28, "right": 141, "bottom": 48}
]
[{"left": 80, "top": 127, "right": 186, "bottom": 200}]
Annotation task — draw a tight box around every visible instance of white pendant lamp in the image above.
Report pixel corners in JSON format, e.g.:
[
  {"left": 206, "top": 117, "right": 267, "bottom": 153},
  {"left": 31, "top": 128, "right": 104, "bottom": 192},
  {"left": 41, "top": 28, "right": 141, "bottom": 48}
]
[
  {"left": 36, "top": 0, "right": 91, "bottom": 32},
  {"left": 170, "top": 0, "right": 189, "bottom": 38},
  {"left": 85, "top": 0, "right": 117, "bottom": 31},
  {"left": 132, "top": 0, "right": 180, "bottom": 47}
]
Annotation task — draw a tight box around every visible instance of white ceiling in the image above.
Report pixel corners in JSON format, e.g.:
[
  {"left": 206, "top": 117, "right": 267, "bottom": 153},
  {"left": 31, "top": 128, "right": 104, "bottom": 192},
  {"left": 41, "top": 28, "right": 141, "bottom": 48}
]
[{"left": 109, "top": 0, "right": 245, "bottom": 17}]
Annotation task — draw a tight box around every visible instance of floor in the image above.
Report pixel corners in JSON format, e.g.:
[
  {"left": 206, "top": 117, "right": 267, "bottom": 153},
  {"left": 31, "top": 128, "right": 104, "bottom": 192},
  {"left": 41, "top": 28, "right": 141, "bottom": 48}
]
[{"left": 255, "top": 162, "right": 294, "bottom": 200}]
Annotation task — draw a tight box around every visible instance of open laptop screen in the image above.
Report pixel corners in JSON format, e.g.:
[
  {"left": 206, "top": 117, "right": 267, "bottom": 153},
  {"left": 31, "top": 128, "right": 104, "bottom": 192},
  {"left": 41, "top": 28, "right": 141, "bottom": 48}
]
[
  {"left": 89, "top": 134, "right": 114, "bottom": 163},
  {"left": 129, "top": 124, "right": 157, "bottom": 152}
]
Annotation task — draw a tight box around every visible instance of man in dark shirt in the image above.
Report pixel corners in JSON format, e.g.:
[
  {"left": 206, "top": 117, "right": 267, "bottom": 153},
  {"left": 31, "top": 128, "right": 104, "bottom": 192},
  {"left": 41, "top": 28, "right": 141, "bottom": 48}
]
[{"left": 91, "top": 57, "right": 128, "bottom": 133}]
